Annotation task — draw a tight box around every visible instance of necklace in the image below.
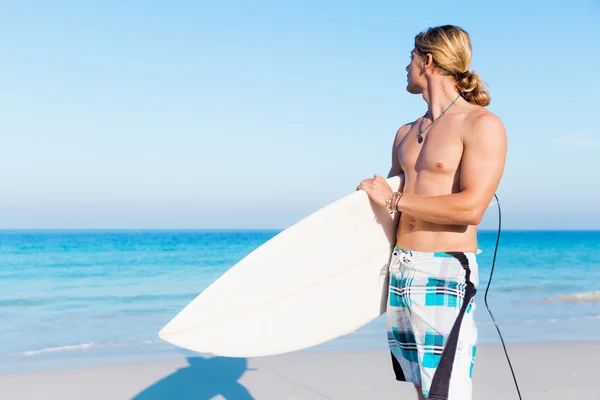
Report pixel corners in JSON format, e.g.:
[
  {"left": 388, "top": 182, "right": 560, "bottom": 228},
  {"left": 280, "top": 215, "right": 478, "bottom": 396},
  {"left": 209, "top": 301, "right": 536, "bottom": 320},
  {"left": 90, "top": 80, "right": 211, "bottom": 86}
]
[{"left": 417, "top": 94, "right": 461, "bottom": 144}]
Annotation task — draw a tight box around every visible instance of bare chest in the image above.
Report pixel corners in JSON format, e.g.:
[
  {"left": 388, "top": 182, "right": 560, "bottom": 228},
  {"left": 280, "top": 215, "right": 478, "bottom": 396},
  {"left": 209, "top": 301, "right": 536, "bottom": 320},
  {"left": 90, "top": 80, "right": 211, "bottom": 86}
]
[{"left": 397, "top": 121, "right": 464, "bottom": 176}]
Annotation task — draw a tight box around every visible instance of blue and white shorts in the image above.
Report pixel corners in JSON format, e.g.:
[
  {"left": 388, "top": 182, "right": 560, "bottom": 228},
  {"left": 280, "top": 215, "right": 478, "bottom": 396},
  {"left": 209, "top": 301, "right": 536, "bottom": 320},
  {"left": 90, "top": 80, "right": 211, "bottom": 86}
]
[{"left": 387, "top": 247, "right": 479, "bottom": 400}]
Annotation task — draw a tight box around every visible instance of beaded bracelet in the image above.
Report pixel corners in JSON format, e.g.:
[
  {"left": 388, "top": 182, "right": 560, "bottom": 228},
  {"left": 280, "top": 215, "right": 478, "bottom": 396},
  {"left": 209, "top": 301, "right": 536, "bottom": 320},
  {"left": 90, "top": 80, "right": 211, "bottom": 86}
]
[
  {"left": 386, "top": 191, "right": 403, "bottom": 215},
  {"left": 394, "top": 191, "right": 403, "bottom": 212}
]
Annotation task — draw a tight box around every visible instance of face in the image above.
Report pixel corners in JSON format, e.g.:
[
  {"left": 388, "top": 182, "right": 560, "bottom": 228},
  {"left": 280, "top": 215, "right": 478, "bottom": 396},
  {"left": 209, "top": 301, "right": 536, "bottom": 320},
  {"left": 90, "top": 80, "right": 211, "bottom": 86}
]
[{"left": 405, "top": 48, "right": 426, "bottom": 94}]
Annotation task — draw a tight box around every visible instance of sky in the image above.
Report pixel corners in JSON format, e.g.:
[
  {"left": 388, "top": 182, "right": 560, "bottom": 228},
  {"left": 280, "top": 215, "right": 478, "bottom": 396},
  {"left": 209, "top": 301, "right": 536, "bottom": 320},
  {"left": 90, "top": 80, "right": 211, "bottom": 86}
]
[{"left": 1, "top": 0, "right": 599, "bottom": 230}]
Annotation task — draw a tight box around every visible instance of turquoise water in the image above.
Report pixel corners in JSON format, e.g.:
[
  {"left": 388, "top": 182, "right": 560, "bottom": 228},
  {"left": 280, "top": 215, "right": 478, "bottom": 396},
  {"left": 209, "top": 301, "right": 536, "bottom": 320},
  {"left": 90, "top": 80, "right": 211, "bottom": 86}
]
[{"left": 1, "top": 230, "right": 599, "bottom": 372}]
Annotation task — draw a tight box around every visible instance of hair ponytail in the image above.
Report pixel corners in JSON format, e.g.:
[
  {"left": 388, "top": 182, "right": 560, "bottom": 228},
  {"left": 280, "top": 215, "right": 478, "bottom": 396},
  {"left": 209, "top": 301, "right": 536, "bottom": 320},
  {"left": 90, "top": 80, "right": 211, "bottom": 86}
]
[{"left": 455, "top": 70, "right": 491, "bottom": 107}]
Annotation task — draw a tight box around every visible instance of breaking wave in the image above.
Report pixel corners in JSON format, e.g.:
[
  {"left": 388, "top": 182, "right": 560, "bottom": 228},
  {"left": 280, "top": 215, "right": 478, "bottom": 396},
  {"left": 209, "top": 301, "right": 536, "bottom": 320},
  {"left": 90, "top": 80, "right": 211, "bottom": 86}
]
[
  {"left": 543, "top": 291, "right": 600, "bottom": 303},
  {"left": 7, "top": 339, "right": 158, "bottom": 357}
]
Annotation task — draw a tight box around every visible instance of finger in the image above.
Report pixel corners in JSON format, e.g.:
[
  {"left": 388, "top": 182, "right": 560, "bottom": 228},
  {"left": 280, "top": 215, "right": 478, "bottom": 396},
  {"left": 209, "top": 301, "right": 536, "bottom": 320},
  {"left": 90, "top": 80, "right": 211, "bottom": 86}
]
[{"left": 358, "top": 181, "right": 370, "bottom": 192}]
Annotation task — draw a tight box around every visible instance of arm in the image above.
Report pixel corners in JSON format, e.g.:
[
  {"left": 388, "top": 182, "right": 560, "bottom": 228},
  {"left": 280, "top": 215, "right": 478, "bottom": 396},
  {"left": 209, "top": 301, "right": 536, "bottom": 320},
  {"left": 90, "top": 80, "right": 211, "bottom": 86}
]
[
  {"left": 387, "top": 124, "right": 410, "bottom": 178},
  {"left": 396, "top": 113, "right": 507, "bottom": 225}
]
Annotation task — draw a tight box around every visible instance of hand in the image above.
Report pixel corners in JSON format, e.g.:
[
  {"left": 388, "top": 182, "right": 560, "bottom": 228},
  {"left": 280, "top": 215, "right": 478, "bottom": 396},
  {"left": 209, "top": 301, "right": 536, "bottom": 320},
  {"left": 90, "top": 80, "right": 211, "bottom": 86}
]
[{"left": 356, "top": 174, "right": 393, "bottom": 208}]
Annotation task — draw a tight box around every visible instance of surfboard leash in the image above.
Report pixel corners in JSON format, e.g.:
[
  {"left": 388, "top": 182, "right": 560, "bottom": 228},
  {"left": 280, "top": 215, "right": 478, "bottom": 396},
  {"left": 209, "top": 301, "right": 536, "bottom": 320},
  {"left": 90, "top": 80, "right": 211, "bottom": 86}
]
[{"left": 484, "top": 194, "right": 523, "bottom": 400}]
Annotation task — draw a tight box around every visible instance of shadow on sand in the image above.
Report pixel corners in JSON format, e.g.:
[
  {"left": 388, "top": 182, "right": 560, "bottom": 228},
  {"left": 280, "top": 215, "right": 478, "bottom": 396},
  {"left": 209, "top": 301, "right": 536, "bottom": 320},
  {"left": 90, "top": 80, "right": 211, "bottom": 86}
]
[{"left": 133, "top": 356, "right": 254, "bottom": 400}]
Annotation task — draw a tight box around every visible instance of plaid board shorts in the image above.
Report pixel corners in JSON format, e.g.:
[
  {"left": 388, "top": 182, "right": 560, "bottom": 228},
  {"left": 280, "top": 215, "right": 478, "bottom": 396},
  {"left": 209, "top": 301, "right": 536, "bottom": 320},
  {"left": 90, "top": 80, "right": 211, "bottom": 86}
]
[{"left": 387, "top": 247, "right": 479, "bottom": 400}]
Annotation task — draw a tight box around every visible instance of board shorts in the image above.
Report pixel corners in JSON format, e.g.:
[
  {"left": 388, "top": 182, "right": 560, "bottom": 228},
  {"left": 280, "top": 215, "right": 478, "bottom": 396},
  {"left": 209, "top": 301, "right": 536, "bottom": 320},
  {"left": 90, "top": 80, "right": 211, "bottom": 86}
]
[{"left": 387, "top": 247, "right": 479, "bottom": 400}]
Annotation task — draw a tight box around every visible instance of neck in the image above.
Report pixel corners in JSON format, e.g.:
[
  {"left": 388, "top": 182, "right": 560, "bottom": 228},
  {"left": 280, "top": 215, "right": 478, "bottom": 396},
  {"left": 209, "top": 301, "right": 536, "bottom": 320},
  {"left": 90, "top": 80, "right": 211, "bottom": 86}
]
[{"left": 422, "top": 76, "right": 462, "bottom": 119}]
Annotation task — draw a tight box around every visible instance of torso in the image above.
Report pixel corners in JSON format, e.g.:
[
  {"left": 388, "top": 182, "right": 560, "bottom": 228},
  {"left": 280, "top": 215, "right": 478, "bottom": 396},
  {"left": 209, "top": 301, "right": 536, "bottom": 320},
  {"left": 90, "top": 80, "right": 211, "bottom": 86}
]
[{"left": 395, "top": 106, "right": 487, "bottom": 253}]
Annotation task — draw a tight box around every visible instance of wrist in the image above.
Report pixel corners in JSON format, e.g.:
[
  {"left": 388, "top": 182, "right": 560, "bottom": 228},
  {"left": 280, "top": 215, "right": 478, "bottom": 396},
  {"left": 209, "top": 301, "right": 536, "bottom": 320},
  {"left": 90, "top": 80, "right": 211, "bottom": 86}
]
[
  {"left": 386, "top": 191, "right": 403, "bottom": 214},
  {"left": 394, "top": 192, "right": 404, "bottom": 212},
  {"left": 385, "top": 192, "right": 395, "bottom": 213}
]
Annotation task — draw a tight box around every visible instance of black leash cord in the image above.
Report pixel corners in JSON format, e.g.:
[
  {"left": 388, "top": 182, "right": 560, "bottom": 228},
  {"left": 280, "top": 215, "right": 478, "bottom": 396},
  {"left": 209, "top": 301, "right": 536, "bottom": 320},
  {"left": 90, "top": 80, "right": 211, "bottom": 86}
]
[{"left": 484, "top": 193, "right": 523, "bottom": 399}]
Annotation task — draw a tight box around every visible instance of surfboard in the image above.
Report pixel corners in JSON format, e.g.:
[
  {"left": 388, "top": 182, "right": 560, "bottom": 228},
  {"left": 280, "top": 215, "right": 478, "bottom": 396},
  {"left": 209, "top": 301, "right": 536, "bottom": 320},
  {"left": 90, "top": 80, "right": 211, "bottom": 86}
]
[{"left": 158, "top": 175, "right": 496, "bottom": 358}]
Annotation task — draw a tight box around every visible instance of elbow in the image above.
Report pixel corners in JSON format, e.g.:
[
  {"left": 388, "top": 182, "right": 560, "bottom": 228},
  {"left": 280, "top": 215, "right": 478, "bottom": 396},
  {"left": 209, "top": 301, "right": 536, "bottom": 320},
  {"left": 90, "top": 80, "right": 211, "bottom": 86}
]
[
  {"left": 463, "top": 208, "right": 484, "bottom": 226},
  {"left": 453, "top": 193, "right": 490, "bottom": 225}
]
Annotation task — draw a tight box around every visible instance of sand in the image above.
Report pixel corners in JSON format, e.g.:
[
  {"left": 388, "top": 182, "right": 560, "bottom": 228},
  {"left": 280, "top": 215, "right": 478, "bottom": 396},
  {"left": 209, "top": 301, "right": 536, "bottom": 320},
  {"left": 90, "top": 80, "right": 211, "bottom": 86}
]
[{"left": 1, "top": 341, "right": 598, "bottom": 399}]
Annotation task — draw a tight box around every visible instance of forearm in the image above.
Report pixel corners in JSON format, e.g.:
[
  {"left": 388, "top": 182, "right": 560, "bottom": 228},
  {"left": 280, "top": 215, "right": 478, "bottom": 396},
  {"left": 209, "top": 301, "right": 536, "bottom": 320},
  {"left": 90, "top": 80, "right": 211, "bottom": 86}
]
[{"left": 395, "top": 192, "right": 480, "bottom": 226}]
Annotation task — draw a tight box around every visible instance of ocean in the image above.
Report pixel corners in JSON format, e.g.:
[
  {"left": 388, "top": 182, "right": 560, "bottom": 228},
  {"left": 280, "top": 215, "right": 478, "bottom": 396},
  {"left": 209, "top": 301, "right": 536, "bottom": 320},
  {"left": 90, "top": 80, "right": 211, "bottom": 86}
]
[{"left": 1, "top": 230, "right": 599, "bottom": 372}]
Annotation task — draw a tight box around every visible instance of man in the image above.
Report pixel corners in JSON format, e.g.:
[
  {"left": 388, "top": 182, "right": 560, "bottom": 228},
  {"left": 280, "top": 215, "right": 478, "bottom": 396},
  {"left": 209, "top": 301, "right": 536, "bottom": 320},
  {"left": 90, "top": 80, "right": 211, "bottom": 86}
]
[{"left": 357, "top": 25, "right": 507, "bottom": 399}]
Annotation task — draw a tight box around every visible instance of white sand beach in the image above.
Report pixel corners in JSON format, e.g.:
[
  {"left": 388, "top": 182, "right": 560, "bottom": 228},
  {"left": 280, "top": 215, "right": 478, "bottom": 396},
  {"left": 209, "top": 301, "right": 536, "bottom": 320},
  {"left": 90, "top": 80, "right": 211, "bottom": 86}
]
[{"left": 1, "top": 341, "right": 598, "bottom": 399}]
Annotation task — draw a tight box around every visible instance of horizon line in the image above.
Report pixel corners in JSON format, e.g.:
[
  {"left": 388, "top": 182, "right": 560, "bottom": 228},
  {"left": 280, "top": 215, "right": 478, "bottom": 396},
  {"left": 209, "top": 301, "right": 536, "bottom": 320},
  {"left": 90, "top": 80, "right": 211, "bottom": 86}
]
[{"left": 0, "top": 228, "right": 599, "bottom": 232}]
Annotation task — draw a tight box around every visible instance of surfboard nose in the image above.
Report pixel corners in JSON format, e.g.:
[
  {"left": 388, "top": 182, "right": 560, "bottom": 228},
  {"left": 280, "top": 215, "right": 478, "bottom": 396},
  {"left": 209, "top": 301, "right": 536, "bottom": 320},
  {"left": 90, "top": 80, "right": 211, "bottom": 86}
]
[
  {"left": 157, "top": 319, "right": 189, "bottom": 349},
  {"left": 157, "top": 315, "right": 183, "bottom": 339},
  {"left": 157, "top": 324, "right": 173, "bottom": 341},
  {"left": 157, "top": 324, "right": 169, "bottom": 339}
]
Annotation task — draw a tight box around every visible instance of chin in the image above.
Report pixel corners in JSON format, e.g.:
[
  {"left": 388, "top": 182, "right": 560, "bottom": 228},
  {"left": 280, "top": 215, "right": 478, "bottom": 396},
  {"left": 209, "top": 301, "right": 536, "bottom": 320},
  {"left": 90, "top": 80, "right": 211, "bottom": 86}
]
[{"left": 406, "top": 83, "right": 422, "bottom": 94}]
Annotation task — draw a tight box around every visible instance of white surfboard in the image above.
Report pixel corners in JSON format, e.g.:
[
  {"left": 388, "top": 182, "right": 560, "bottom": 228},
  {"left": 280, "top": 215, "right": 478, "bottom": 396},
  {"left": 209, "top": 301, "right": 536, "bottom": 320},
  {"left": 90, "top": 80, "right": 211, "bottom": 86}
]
[{"left": 158, "top": 176, "right": 496, "bottom": 358}]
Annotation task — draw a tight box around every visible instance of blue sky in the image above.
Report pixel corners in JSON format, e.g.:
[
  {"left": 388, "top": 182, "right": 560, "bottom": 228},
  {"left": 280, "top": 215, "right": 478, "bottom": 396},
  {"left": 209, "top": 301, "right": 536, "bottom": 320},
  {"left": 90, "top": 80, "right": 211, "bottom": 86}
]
[{"left": 1, "top": 1, "right": 599, "bottom": 229}]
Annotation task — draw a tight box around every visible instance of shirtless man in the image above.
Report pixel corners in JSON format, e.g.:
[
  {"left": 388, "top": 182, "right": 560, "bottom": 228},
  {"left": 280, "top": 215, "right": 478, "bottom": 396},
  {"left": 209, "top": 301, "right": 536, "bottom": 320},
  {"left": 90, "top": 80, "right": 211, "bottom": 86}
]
[{"left": 357, "top": 25, "right": 507, "bottom": 400}]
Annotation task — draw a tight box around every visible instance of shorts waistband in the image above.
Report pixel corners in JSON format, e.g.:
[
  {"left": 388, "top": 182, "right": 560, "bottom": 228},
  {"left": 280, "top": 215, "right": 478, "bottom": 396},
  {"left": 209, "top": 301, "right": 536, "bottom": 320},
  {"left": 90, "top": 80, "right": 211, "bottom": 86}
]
[{"left": 393, "top": 246, "right": 480, "bottom": 260}]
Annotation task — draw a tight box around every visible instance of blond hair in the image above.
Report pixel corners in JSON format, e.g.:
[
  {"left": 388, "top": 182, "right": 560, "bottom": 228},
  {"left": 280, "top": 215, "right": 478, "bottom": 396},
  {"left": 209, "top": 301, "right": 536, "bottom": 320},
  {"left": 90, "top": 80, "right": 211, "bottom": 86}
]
[{"left": 415, "top": 25, "right": 491, "bottom": 107}]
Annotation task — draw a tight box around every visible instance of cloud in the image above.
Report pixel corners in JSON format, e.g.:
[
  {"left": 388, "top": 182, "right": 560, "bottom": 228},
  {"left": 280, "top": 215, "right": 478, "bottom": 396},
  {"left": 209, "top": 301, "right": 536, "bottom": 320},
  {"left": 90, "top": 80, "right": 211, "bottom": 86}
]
[{"left": 552, "top": 132, "right": 597, "bottom": 148}]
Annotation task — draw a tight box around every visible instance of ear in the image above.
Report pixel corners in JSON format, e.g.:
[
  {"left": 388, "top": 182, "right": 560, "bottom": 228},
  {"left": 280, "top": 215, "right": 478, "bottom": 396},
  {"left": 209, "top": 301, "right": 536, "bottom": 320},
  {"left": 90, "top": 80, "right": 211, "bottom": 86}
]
[{"left": 424, "top": 53, "right": 434, "bottom": 70}]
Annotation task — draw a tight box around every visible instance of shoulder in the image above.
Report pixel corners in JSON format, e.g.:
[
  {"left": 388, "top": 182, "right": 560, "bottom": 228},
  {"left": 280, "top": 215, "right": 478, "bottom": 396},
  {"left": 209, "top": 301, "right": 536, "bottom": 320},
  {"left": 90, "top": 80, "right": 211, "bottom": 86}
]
[
  {"left": 394, "top": 120, "right": 419, "bottom": 144},
  {"left": 463, "top": 108, "right": 507, "bottom": 147}
]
